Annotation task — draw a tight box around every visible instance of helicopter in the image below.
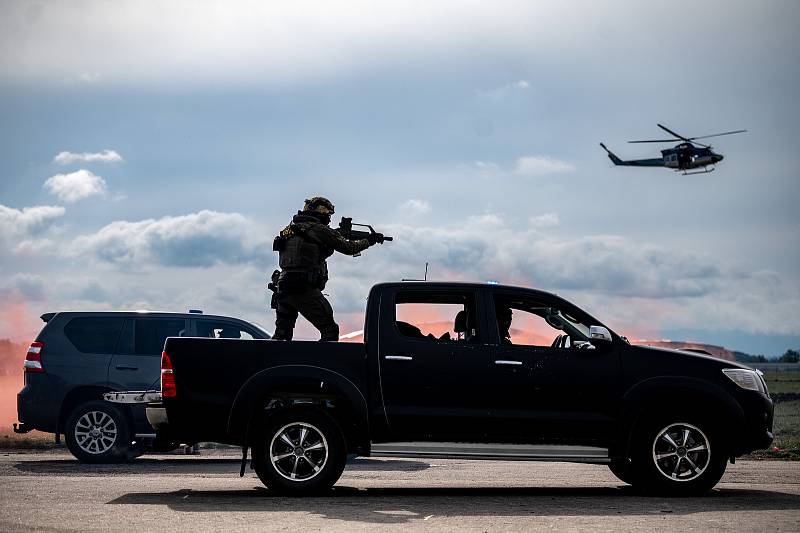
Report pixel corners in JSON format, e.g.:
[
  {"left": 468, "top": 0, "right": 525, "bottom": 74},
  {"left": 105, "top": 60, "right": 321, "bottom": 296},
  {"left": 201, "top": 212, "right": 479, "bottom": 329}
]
[{"left": 600, "top": 124, "right": 746, "bottom": 175}]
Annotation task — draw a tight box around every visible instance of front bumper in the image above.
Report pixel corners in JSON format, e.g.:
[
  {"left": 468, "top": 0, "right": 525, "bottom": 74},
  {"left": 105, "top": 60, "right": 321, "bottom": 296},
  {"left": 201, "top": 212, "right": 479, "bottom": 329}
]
[{"left": 733, "top": 391, "right": 774, "bottom": 454}]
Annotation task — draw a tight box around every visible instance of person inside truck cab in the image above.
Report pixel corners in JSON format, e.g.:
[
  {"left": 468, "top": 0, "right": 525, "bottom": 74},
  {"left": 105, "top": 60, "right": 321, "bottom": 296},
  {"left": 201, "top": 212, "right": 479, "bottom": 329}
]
[
  {"left": 218, "top": 327, "right": 242, "bottom": 339},
  {"left": 496, "top": 305, "right": 513, "bottom": 345}
]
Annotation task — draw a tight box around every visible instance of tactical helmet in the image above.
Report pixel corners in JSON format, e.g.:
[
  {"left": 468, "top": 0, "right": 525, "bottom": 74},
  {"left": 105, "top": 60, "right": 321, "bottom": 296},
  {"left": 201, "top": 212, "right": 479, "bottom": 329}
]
[{"left": 303, "top": 196, "right": 335, "bottom": 215}]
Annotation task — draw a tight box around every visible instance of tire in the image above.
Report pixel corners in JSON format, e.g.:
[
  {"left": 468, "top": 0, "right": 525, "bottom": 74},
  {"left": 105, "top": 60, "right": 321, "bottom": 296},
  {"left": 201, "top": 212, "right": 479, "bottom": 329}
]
[
  {"left": 64, "top": 400, "right": 132, "bottom": 463},
  {"left": 629, "top": 413, "right": 728, "bottom": 495},
  {"left": 252, "top": 407, "right": 346, "bottom": 496},
  {"left": 608, "top": 460, "right": 635, "bottom": 485}
]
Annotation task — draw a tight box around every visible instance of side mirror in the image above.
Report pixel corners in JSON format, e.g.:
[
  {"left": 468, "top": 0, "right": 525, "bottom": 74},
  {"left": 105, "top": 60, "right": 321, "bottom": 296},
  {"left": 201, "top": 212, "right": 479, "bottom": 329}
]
[{"left": 589, "top": 325, "right": 613, "bottom": 343}]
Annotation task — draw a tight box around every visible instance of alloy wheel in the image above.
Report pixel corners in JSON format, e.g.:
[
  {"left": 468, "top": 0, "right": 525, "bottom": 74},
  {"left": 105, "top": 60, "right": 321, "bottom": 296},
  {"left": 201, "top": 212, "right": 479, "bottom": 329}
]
[
  {"left": 269, "top": 422, "right": 329, "bottom": 482},
  {"left": 651, "top": 422, "right": 711, "bottom": 482},
  {"left": 74, "top": 410, "right": 118, "bottom": 454}
]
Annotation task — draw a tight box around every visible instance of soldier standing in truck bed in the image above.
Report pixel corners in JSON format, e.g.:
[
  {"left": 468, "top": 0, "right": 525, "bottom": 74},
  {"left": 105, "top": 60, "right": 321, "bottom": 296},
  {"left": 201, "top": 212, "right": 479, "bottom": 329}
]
[{"left": 270, "top": 197, "right": 380, "bottom": 341}]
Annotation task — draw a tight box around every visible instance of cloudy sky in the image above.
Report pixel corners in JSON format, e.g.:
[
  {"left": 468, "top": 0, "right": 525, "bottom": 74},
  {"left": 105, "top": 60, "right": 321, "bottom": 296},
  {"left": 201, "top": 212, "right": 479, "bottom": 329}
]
[{"left": 1, "top": 0, "right": 798, "bottom": 355}]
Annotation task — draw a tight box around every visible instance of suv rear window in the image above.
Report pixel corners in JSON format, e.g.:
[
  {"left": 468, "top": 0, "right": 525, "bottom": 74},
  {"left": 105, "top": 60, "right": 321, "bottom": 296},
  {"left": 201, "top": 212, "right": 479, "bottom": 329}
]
[
  {"left": 134, "top": 318, "right": 186, "bottom": 355},
  {"left": 64, "top": 317, "right": 125, "bottom": 354}
]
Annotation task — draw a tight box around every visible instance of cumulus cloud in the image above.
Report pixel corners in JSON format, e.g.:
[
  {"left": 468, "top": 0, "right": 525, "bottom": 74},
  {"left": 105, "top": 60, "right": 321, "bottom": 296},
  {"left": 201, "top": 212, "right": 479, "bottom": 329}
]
[
  {"left": 53, "top": 150, "right": 123, "bottom": 164},
  {"left": 376, "top": 217, "right": 717, "bottom": 298},
  {"left": 399, "top": 199, "right": 431, "bottom": 215},
  {"left": 71, "top": 210, "right": 268, "bottom": 268},
  {"left": 0, "top": 204, "right": 65, "bottom": 244},
  {"left": 514, "top": 156, "right": 575, "bottom": 176},
  {"left": 529, "top": 213, "right": 560, "bottom": 228},
  {"left": 43, "top": 169, "right": 107, "bottom": 202},
  {"left": 0, "top": 273, "right": 45, "bottom": 301},
  {"left": 321, "top": 213, "right": 800, "bottom": 336}
]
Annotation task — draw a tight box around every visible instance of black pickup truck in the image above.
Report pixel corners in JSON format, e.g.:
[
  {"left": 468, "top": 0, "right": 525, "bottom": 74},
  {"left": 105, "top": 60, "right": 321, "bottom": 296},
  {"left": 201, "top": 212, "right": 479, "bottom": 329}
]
[{"left": 122, "top": 282, "right": 773, "bottom": 496}]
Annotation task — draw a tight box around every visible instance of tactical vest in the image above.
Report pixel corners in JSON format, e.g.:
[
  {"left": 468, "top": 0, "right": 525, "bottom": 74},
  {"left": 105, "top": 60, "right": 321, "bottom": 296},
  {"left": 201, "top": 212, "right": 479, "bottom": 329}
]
[{"left": 275, "top": 221, "right": 333, "bottom": 289}]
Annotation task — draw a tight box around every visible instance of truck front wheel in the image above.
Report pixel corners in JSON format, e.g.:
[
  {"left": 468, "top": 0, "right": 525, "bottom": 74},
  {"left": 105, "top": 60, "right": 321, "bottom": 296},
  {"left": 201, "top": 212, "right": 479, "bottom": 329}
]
[
  {"left": 630, "top": 415, "right": 728, "bottom": 495},
  {"left": 252, "top": 407, "right": 346, "bottom": 495}
]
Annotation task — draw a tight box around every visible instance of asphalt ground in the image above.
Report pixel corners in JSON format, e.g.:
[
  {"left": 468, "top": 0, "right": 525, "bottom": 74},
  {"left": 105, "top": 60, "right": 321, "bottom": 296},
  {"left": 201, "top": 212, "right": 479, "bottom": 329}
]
[{"left": 0, "top": 451, "right": 798, "bottom": 532}]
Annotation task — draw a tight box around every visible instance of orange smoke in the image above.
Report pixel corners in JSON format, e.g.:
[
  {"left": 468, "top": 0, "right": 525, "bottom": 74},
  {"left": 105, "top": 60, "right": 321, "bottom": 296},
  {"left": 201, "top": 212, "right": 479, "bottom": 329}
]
[
  {"left": 0, "top": 339, "right": 27, "bottom": 430},
  {"left": 0, "top": 295, "right": 42, "bottom": 342}
]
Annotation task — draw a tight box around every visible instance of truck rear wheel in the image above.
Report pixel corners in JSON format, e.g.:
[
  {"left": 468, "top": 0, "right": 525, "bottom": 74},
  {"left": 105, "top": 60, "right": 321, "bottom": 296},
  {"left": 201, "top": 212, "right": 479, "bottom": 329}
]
[
  {"left": 64, "top": 400, "right": 131, "bottom": 463},
  {"left": 252, "top": 407, "right": 346, "bottom": 496},
  {"left": 629, "top": 414, "right": 728, "bottom": 495}
]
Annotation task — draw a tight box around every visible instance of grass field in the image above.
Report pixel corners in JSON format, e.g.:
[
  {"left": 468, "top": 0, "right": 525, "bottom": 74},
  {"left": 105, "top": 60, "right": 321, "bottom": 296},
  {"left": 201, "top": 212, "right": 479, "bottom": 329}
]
[
  {"left": 755, "top": 372, "right": 800, "bottom": 458},
  {"left": 763, "top": 372, "right": 800, "bottom": 395}
]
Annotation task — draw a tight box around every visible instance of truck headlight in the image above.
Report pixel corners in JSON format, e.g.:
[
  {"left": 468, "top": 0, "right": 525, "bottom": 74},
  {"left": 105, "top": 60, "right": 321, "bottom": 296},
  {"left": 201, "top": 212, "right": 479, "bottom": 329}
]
[{"left": 722, "top": 368, "right": 766, "bottom": 393}]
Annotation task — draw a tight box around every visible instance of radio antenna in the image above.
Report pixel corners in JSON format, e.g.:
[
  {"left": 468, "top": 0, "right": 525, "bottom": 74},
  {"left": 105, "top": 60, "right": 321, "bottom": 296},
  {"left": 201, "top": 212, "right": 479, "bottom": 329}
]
[{"left": 402, "top": 262, "right": 428, "bottom": 282}]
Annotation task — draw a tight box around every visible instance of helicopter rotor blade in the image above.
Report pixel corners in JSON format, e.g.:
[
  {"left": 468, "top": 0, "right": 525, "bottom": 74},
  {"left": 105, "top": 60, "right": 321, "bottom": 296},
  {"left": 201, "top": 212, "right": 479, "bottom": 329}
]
[
  {"left": 628, "top": 139, "right": 681, "bottom": 143},
  {"left": 689, "top": 129, "right": 747, "bottom": 140},
  {"left": 657, "top": 123, "right": 691, "bottom": 142}
]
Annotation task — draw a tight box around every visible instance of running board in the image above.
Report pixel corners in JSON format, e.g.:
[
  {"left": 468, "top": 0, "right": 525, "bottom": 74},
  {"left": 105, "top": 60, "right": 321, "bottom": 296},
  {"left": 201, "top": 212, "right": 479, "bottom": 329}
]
[{"left": 370, "top": 442, "right": 610, "bottom": 463}]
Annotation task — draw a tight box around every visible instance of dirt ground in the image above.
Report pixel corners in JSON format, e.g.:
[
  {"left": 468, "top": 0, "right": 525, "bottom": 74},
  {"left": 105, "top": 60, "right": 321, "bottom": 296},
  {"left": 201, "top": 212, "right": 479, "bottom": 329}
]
[{"left": 0, "top": 450, "right": 798, "bottom": 532}]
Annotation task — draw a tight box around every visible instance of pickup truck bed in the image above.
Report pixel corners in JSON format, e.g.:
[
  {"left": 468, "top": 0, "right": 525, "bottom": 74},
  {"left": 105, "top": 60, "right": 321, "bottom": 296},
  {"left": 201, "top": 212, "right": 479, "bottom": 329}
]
[{"left": 161, "top": 338, "right": 368, "bottom": 445}]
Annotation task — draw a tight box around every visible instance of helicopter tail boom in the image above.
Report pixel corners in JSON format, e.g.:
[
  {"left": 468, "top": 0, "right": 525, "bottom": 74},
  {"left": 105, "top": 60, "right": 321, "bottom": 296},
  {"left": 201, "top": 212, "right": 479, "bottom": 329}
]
[
  {"left": 600, "top": 143, "right": 664, "bottom": 167},
  {"left": 599, "top": 143, "right": 625, "bottom": 165}
]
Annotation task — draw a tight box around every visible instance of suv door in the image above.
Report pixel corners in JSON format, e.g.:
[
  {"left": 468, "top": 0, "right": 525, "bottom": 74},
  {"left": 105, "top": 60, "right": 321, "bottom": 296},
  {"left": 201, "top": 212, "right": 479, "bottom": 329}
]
[
  {"left": 108, "top": 317, "right": 187, "bottom": 431},
  {"left": 377, "top": 288, "right": 494, "bottom": 440},
  {"left": 62, "top": 314, "right": 126, "bottom": 390},
  {"left": 489, "top": 291, "right": 621, "bottom": 443}
]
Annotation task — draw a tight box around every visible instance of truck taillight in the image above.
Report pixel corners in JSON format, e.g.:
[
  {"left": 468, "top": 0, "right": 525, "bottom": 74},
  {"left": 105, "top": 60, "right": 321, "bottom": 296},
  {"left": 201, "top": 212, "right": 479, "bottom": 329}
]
[
  {"left": 161, "top": 351, "right": 176, "bottom": 398},
  {"left": 24, "top": 342, "right": 45, "bottom": 373}
]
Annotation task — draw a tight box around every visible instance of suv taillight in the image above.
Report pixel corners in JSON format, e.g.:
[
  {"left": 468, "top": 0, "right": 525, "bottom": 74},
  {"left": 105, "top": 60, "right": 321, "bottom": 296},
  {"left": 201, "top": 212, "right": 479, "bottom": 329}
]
[
  {"left": 24, "top": 342, "right": 45, "bottom": 373},
  {"left": 161, "top": 351, "right": 176, "bottom": 398}
]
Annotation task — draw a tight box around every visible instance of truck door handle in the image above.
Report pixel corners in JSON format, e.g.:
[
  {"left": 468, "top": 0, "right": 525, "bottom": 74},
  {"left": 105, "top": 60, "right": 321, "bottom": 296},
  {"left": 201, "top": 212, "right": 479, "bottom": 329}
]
[
  {"left": 115, "top": 364, "right": 139, "bottom": 370},
  {"left": 494, "top": 360, "right": 523, "bottom": 366},
  {"left": 384, "top": 355, "right": 413, "bottom": 361}
]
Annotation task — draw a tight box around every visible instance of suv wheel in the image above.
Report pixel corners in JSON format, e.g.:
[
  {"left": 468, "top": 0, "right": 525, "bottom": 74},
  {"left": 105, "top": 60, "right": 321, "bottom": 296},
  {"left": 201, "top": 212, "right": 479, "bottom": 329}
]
[
  {"left": 64, "top": 401, "right": 131, "bottom": 463},
  {"left": 252, "top": 408, "right": 346, "bottom": 495},
  {"left": 630, "top": 415, "right": 728, "bottom": 495}
]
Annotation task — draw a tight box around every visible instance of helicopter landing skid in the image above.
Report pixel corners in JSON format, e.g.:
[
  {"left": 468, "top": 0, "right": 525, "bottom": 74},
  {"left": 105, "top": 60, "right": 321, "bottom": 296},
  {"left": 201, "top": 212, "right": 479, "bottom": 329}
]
[{"left": 681, "top": 166, "right": 715, "bottom": 176}]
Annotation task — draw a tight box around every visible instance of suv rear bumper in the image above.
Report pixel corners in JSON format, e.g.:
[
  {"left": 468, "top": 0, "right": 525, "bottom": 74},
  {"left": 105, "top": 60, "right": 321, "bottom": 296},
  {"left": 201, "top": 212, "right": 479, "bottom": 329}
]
[{"left": 17, "top": 382, "right": 60, "bottom": 433}]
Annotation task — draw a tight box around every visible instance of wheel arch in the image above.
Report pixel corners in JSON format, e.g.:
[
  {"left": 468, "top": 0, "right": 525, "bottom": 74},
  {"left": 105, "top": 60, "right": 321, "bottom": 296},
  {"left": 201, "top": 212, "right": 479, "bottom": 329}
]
[
  {"left": 228, "top": 365, "right": 370, "bottom": 454},
  {"left": 58, "top": 386, "right": 134, "bottom": 435},
  {"left": 619, "top": 376, "right": 745, "bottom": 458}
]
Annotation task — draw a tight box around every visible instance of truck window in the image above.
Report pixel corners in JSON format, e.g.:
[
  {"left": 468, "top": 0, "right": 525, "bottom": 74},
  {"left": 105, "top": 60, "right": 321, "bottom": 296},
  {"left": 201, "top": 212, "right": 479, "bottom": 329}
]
[
  {"left": 493, "top": 296, "right": 590, "bottom": 347},
  {"left": 64, "top": 317, "right": 125, "bottom": 354},
  {"left": 394, "top": 292, "right": 478, "bottom": 343},
  {"left": 196, "top": 320, "right": 256, "bottom": 340},
  {"left": 134, "top": 318, "right": 186, "bottom": 355}
]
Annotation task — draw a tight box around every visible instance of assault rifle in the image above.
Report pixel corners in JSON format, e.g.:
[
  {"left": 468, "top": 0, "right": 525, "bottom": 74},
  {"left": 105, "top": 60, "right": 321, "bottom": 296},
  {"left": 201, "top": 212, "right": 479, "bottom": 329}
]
[{"left": 336, "top": 217, "right": 393, "bottom": 244}]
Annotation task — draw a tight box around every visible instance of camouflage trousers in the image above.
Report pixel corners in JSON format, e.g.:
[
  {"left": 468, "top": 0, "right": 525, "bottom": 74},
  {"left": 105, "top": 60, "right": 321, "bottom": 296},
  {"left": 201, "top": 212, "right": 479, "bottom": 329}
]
[{"left": 272, "top": 285, "right": 339, "bottom": 341}]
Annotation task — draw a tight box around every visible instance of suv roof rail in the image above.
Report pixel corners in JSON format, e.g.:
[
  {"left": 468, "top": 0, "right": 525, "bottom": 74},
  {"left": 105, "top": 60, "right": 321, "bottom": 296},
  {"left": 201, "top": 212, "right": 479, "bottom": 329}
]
[{"left": 40, "top": 313, "right": 56, "bottom": 322}]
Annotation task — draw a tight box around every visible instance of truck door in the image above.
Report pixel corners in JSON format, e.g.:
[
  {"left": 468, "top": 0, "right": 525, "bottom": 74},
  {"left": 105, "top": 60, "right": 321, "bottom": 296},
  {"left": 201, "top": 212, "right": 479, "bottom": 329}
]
[
  {"left": 489, "top": 292, "right": 621, "bottom": 443},
  {"left": 377, "top": 288, "right": 493, "bottom": 440}
]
